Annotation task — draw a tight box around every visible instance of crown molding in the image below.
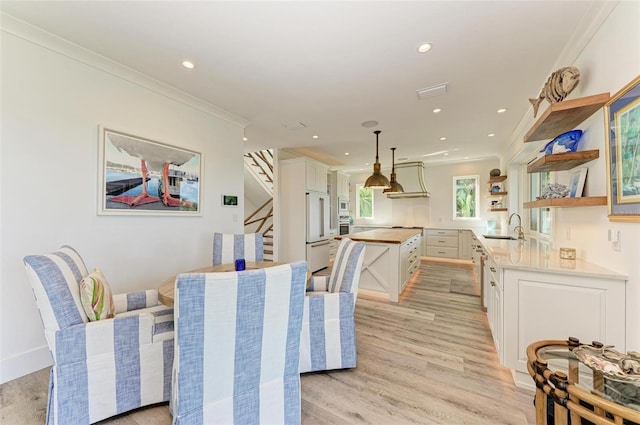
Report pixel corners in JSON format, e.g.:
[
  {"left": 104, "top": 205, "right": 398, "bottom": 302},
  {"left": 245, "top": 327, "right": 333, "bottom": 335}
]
[{"left": 0, "top": 12, "right": 249, "bottom": 128}]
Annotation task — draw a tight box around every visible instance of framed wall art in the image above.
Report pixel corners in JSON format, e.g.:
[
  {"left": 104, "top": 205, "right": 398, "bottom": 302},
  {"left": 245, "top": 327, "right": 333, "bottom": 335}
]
[
  {"left": 568, "top": 167, "right": 588, "bottom": 198},
  {"left": 98, "top": 127, "right": 202, "bottom": 215},
  {"left": 604, "top": 75, "right": 640, "bottom": 222}
]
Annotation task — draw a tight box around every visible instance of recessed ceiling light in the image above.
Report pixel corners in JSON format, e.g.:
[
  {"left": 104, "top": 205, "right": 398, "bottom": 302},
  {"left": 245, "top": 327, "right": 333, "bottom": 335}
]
[
  {"left": 440, "top": 137, "right": 447, "bottom": 141},
  {"left": 182, "top": 60, "right": 195, "bottom": 69},
  {"left": 433, "top": 108, "right": 442, "bottom": 113},
  {"left": 361, "top": 120, "right": 379, "bottom": 128},
  {"left": 344, "top": 152, "right": 349, "bottom": 156},
  {"left": 365, "top": 162, "right": 369, "bottom": 166},
  {"left": 488, "top": 133, "right": 495, "bottom": 137},
  {"left": 242, "top": 137, "right": 248, "bottom": 141},
  {"left": 444, "top": 153, "right": 449, "bottom": 156},
  {"left": 312, "top": 135, "right": 318, "bottom": 139},
  {"left": 497, "top": 108, "right": 507, "bottom": 113},
  {"left": 417, "top": 43, "right": 432, "bottom": 53},
  {"left": 464, "top": 156, "right": 469, "bottom": 160}
]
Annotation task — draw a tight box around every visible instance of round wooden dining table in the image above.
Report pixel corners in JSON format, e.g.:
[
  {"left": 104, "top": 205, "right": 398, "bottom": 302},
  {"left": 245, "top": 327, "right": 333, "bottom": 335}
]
[{"left": 158, "top": 261, "right": 310, "bottom": 307}]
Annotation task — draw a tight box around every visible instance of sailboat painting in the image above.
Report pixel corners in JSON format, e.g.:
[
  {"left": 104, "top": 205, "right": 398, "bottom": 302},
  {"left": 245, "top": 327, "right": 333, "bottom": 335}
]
[{"left": 98, "top": 127, "right": 202, "bottom": 215}]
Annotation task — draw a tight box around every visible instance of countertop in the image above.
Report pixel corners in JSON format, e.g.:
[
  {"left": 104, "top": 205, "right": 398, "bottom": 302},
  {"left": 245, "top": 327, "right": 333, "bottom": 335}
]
[
  {"left": 475, "top": 231, "right": 627, "bottom": 280},
  {"left": 337, "top": 228, "right": 422, "bottom": 244}
]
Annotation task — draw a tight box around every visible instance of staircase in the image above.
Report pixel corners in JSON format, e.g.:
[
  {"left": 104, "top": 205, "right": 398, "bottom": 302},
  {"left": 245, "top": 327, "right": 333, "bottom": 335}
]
[{"left": 244, "top": 149, "right": 274, "bottom": 261}]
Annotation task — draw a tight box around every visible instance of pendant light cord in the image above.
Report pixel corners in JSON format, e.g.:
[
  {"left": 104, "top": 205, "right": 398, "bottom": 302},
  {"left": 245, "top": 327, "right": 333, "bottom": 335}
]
[{"left": 374, "top": 130, "right": 381, "bottom": 162}]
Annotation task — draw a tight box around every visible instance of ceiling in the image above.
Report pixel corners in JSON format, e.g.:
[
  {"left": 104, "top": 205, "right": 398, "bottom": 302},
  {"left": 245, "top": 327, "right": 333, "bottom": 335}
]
[{"left": 1, "top": 1, "right": 602, "bottom": 172}]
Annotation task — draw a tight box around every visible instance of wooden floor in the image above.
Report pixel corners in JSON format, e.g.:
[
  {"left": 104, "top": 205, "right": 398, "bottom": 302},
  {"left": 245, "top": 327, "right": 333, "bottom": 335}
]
[{"left": 0, "top": 259, "right": 535, "bottom": 424}]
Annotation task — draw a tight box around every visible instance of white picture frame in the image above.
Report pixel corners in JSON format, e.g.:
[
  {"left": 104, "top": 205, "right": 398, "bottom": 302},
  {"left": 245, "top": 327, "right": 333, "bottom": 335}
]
[
  {"left": 98, "top": 126, "right": 202, "bottom": 215},
  {"left": 568, "top": 167, "right": 588, "bottom": 198}
]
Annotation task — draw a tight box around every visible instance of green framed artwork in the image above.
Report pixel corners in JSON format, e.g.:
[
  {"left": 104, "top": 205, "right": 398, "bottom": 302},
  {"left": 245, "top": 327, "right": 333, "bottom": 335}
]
[{"left": 604, "top": 75, "right": 640, "bottom": 222}]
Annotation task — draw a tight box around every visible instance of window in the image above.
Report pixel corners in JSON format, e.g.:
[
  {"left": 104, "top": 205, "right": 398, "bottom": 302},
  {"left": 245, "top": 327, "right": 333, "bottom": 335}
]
[
  {"left": 528, "top": 170, "right": 552, "bottom": 238},
  {"left": 453, "top": 175, "right": 479, "bottom": 219},
  {"left": 356, "top": 184, "right": 374, "bottom": 219}
]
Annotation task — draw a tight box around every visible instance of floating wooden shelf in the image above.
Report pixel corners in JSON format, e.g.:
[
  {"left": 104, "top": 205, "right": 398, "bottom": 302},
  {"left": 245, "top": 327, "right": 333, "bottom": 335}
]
[
  {"left": 488, "top": 191, "right": 508, "bottom": 196},
  {"left": 488, "top": 175, "right": 507, "bottom": 183},
  {"left": 524, "top": 93, "right": 610, "bottom": 143},
  {"left": 490, "top": 208, "right": 508, "bottom": 212},
  {"left": 527, "top": 150, "right": 600, "bottom": 173},
  {"left": 523, "top": 196, "right": 607, "bottom": 209}
]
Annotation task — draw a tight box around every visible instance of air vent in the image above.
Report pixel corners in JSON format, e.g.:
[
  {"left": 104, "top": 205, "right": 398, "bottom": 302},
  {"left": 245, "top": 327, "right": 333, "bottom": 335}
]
[
  {"left": 416, "top": 83, "right": 448, "bottom": 100},
  {"left": 283, "top": 122, "right": 306, "bottom": 130}
]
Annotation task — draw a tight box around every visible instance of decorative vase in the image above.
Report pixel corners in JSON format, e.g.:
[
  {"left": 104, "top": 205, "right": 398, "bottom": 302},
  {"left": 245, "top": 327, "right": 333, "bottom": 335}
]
[{"left": 490, "top": 168, "right": 501, "bottom": 177}]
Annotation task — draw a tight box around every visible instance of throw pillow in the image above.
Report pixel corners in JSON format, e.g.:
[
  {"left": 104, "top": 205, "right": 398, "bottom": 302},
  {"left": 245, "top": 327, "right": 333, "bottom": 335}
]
[{"left": 79, "top": 268, "right": 115, "bottom": 321}]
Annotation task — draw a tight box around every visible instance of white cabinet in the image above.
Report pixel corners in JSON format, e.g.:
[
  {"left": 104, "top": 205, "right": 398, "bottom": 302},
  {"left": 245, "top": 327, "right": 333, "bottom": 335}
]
[
  {"left": 305, "top": 161, "right": 328, "bottom": 193},
  {"left": 400, "top": 233, "right": 421, "bottom": 291},
  {"left": 502, "top": 268, "right": 627, "bottom": 388},
  {"left": 484, "top": 256, "right": 503, "bottom": 362},
  {"left": 458, "top": 230, "right": 472, "bottom": 260},
  {"left": 337, "top": 172, "right": 350, "bottom": 199},
  {"left": 279, "top": 157, "right": 330, "bottom": 264},
  {"left": 425, "top": 229, "right": 459, "bottom": 258}
]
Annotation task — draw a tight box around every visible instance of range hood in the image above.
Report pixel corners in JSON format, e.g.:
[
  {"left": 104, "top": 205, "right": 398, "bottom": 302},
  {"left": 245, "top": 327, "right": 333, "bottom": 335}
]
[{"left": 386, "top": 161, "right": 430, "bottom": 199}]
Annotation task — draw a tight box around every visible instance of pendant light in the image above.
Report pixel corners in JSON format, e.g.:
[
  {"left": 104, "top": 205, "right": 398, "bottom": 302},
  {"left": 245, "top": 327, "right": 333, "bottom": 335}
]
[
  {"left": 364, "top": 130, "right": 390, "bottom": 189},
  {"left": 383, "top": 147, "right": 405, "bottom": 194}
]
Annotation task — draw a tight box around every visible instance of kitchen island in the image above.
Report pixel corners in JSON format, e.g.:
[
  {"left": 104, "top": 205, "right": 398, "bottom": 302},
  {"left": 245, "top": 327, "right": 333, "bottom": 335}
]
[{"left": 338, "top": 228, "right": 421, "bottom": 302}]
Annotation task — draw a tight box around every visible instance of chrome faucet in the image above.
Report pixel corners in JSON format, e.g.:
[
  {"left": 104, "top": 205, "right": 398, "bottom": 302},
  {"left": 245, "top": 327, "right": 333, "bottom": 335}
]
[{"left": 509, "top": 212, "right": 525, "bottom": 240}]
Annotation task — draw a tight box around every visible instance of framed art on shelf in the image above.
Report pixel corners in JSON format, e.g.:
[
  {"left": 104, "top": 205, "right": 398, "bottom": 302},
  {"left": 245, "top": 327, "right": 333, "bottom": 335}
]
[
  {"left": 568, "top": 167, "right": 588, "bottom": 198},
  {"left": 604, "top": 75, "right": 640, "bottom": 222},
  {"left": 98, "top": 127, "right": 202, "bottom": 216}
]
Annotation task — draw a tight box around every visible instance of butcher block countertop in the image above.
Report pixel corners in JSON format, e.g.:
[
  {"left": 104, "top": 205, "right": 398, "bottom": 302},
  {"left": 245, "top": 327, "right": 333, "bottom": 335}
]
[{"left": 337, "top": 228, "right": 421, "bottom": 244}]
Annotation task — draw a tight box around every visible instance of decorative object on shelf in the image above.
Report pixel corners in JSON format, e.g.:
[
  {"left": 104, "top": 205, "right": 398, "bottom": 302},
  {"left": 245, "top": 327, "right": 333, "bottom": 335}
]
[
  {"left": 540, "top": 129, "right": 583, "bottom": 154},
  {"left": 490, "top": 168, "right": 501, "bottom": 177},
  {"left": 573, "top": 343, "right": 640, "bottom": 383},
  {"left": 568, "top": 167, "right": 588, "bottom": 198},
  {"left": 559, "top": 247, "right": 576, "bottom": 260},
  {"left": 383, "top": 147, "right": 404, "bottom": 194},
  {"left": 538, "top": 183, "right": 570, "bottom": 199},
  {"left": 491, "top": 184, "right": 501, "bottom": 193},
  {"left": 529, "top": 66, "right": 580, "bottom": 117},
  {"left": 364, "top": 130, "right": 390, "bottom": 189},
  {"left": 605, "top": 75, "right": 640, "bottom": 222},
  {"left": 98, "top": 127, "right": 202, "bottom": 216}
]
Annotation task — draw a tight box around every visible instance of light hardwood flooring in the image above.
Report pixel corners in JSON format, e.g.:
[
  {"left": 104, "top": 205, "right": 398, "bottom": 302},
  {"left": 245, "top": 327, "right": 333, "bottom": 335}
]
[{"left": 0, "top": 259, "right": 535, "bottom": 424}]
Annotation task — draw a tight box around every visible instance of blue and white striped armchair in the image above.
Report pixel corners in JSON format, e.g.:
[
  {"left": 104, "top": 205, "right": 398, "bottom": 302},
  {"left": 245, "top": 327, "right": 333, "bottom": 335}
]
[
  {"left": 299, "top": 238, "right": 366, "bottom": 373},
  {"left": 171, "top": 261, "right": 307, "bottom": 424},
  {"left": 212, "top": 232, "right": 264, "bottom": 265},
  {"left": 23, "top": 246, "right": 174, "bottom": 425}
]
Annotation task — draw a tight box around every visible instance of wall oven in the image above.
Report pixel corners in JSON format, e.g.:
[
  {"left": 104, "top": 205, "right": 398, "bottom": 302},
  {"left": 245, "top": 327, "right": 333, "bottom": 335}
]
[{"left": 338, "top": 215, "right": 350, "bottom": 235}]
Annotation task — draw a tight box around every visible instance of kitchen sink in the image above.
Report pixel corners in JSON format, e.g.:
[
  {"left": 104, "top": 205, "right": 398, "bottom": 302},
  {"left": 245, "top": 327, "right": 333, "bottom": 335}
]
[{"left": 482, "top": 235, "right": 517, "bottom": 240}]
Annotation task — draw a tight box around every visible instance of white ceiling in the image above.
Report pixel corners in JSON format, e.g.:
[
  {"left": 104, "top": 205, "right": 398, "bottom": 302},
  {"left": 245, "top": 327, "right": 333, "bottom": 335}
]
[{"left": 1, "top": 1, "right": 603, "bottom": 172}]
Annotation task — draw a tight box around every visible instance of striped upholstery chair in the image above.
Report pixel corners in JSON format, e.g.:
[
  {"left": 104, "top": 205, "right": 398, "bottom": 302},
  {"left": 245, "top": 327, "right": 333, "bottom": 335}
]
[
  {"left": 23, "top": 246, "right": 174, "bottom": 425},
  {"left": 299, "top": 237, "right": 366, "bottom": 373},
  {"left": 171, "top": 262, "right": 307, "bottom": 424},
  {"left": 212, "top": 232, "right": 264, "bottom": 265}
]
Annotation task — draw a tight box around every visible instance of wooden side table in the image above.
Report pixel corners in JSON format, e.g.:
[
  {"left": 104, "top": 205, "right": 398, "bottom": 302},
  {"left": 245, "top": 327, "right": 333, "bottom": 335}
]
[{"left": 527, "top": 338, "right": 640, "bottom": 425}]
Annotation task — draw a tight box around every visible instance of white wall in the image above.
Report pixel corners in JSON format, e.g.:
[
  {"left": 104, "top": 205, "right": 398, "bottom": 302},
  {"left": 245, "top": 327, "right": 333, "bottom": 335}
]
[
  {"left": 349, "top": 157, "right": 500, "bottom": 230},
  {"left": 0, "top": 18, "right": 246, "bottom": 383},
  {"left": 504, "top": 2, "right": 640, "bottom": 351}
]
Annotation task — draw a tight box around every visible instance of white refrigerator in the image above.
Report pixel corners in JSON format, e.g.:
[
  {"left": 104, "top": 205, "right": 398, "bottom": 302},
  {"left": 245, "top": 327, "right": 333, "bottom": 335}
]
[{"left": 306, "top": 192, "right": 330, "bottom": 272}]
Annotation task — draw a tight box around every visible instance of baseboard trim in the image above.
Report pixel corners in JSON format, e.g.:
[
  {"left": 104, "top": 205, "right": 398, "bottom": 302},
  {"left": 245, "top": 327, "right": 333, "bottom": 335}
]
[{"left": 1, "top": 345, "right": 51, "bottom": 384}]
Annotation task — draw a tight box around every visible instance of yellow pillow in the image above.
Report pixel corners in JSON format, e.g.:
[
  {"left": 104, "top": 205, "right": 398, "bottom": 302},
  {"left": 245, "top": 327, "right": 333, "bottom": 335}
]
[{"left": 79, "top": 268, "right": 115, "bottom": 321}]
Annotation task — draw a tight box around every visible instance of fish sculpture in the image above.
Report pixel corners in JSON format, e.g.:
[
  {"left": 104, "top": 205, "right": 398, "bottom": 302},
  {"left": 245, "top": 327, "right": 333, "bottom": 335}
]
[
  {"left": 540, "top": 129, "right": 583, "bottom": 154},
  {"left": 529, "top": 66, "right": 580, "bottom": 117}
]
